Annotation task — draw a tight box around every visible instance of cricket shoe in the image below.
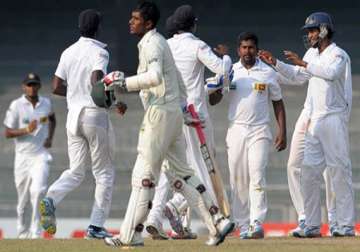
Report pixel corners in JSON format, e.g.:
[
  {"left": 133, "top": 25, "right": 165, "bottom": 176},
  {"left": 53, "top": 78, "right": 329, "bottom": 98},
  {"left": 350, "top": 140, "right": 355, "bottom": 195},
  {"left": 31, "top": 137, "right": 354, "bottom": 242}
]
[
  {"left": 172, "top": 227, "right": 197, "bottom": 240},
  {"left": 104, "top": 233, "right": 144, "bottom": 248},
  {"left": 146, "top": 222, "right": 169, "bottom": 240},
  {"left": 206, "top": 218, "right": 235, "bottom": 246},
  {"left": 85, "top": 225, "right": 113, "bottom": 239},
  {"left": 239, "top": 225, "right": 250, "bottom": 239},
  {"left": 39, "top": 197, "right": 57, "bottom": 235},
  {"left": 331, "top": 226, "right": 355, "bottom": 237},
  {"left": 289, "top": 219, "right": 306, "bottom": 237},
  {"left": 163, "top": 202, "right": 184, "bottom": 236},
  {"left": 244, "top": 221, "right": 264, "bottom": 239},
  {"left": 304, "top": 226, "right": 321, "bottom": 238}
]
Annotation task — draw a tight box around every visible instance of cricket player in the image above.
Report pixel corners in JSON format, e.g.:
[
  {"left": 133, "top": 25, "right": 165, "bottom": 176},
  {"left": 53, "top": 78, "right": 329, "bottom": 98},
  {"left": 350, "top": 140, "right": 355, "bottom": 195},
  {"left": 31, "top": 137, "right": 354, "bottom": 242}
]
[
  {"left": 4, "top": 73, "right": 56, "bottom": 238},
  {"left": 39, "top": 9, "right": 125, "bottom": 239},
  {"left": 102, "top": 1, "right": 234, "bottom": 247},
  {"left": 214, "top": 32, "right": 286, "bottom": 239},
  {"left": 259, "top": 12, "right": 354, "bottom": 237},
  {"left": 146, "top": 4, "right": 234, "bottom": 240}
]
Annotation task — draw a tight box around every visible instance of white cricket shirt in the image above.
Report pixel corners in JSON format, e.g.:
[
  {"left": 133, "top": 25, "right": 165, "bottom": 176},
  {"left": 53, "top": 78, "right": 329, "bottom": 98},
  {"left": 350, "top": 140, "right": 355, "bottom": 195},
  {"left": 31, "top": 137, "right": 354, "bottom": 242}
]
[
  {"left": 275, "top": 43, "right": 351, "bottom": 121},
  {"left": 4, "top": 95, "right": 53, "bottom": 154},
  {"left": 228, "top": 59, "right": 282, "bottom": 125},
  {"left": 54, "top": 36, "right": 109, "bottom": 134},
  {"left": 167, "top": 32, "right": 231, "bottom": 117}
]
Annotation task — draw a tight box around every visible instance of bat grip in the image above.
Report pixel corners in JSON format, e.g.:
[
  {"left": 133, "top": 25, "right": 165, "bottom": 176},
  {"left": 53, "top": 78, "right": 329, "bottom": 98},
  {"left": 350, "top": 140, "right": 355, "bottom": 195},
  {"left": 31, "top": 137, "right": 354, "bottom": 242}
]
[{"left": 187, "top": 104, "right": 206, "bottom": 145}]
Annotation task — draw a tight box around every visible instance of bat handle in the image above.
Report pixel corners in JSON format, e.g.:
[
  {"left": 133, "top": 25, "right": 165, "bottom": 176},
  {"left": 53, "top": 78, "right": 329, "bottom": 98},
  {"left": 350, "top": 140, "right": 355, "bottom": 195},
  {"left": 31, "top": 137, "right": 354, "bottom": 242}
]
[{"left": 187, "top": 104, "right": 206, "bottom": 145}]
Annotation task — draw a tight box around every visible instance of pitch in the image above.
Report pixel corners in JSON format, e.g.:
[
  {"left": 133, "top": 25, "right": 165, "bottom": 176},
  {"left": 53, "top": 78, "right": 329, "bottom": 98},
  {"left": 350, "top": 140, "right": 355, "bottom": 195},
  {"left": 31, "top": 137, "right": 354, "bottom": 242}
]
[{"left": 1, "top": 237, "right": 360, "bottom": 252}]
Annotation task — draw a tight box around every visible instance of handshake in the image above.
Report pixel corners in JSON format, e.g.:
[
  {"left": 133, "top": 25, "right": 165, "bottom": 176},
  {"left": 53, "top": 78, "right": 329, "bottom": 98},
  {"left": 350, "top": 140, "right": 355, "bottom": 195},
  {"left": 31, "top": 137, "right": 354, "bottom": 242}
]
[{"left": 205, "top": 68, "right": 234, "bottom": 95}]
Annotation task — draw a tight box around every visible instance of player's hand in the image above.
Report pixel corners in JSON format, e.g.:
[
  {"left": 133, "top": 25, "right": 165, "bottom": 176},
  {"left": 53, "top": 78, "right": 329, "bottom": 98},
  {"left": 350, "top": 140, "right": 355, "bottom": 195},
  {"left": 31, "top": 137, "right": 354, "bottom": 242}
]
[
  {"left": 283, "top": 50, "right": 307, "bottom": 67},
  {"left": 274, "top": 131, "right": 287, "bottom": 152},
  {"left": 213, "top": 44, "right": 229, "bottom": 56},
  {"left": 43, "top": 138, "right": 52, "bottom": 148},
  {"left": 26, "top": 120, "right": 37, "bottom": 134},
  {"left": 205, "top": 76, "right": 223, "bottom": 95},
  {"left": 183, "top": 105, "right": 205, "bottom": 128},
  {"left": 115, "top": 101, "right": 128, "bottom": 116},
  {"left": 258, "top": 50, "right": 276, "bottom": 66},
  {"left": 103, "top": 71, "right": 125, "bottom": 91}
]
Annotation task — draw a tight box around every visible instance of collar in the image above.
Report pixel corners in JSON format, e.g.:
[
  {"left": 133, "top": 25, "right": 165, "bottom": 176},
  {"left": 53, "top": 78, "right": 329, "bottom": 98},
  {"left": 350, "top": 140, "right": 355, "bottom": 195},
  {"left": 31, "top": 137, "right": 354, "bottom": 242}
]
[
  {"left": 319, "top": 42, "right": 336, "bottom": 56},
  {"left": 138, "top": 29, "right": 157, "bottom": 49},
  {"left": 234, "top": 58, "right": 262, "bottom": 71},
  {"left": 20, "top": 94, "right": 43, "bottom": 107},
  {"left": 79, "top": 36, "right": 107, "bottom": 48},
  {"left": 173, "top": 32, "right": 195, "bottom": 39}
]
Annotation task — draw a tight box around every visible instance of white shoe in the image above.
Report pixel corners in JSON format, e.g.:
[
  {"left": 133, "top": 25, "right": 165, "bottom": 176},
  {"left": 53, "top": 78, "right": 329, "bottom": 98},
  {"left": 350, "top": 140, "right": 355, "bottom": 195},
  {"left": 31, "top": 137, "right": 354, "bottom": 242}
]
[
  {"left": 104, "top": 234, "right": 144, "bottom": 247},
  {"left": 146, "top": 222, "right": 169, "bottom": 240},
  {"left": 18, "top": 231, "right": 31, "bottom": 239},
  {"left": 206, "top": 218, "right": 235, "bottom": 246},
  {"left": 332, "top": 226, "right": 355, "bottom": 237},
  {"left": 289, "top": 219, "right": 306, "bottom": 237}
]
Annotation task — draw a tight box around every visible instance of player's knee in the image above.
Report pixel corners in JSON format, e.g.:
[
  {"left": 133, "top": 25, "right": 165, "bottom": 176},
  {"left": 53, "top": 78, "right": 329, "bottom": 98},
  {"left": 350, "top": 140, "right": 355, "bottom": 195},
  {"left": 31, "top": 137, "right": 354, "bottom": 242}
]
[
  {"left": 209, "top": 205, "right": 219, "bottom": 216},
  {"left": 172, "top": 179, "right": 184, "bottom": 192},
  {"left": 184, "top": 175, "right": 206, "bottom": 193},
  {"left": 142, "top": 178, "right": 155, "bottom": 188}
]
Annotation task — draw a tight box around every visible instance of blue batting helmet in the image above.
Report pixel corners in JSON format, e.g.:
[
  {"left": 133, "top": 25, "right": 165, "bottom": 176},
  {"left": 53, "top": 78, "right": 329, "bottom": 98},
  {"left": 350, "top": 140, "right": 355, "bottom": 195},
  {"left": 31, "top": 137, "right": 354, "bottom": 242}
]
[{"left": 302, "top": 12, "right": 334, "bottom": 31}]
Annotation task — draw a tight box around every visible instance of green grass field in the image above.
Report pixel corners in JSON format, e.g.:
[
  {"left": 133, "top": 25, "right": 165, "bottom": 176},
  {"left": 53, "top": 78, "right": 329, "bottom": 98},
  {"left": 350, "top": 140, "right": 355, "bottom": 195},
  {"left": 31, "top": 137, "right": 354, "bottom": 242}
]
[{"left": 1, "top": 237, "right": 360, "bottom": 252}]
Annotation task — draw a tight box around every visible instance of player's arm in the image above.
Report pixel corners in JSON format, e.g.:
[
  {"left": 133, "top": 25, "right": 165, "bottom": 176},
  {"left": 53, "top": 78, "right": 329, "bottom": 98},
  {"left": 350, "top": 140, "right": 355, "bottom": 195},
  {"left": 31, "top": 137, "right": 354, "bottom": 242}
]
[
  {"left": 272, "top": 99, "right": 287, "bottom": 152},
  {"left": 5, "top": 121, "right": 37, "bottom": 138},
  {"left": 125, "top": 43, "right": 163, "bottom": 91},
  {"left": 198, "top": 42, "right": 231, "bottom": 74},
  {"left": 44, "top": 113, "right": 56, "bottom": 148},
  {"left": 52, "top": 76, "right": 67, "bottom": 96},
  {"left": 259, "top": 50, "right": 310, "bottom": 85},
  {"left": 305, "top": 53, "right": 347, "bottom": 81}
]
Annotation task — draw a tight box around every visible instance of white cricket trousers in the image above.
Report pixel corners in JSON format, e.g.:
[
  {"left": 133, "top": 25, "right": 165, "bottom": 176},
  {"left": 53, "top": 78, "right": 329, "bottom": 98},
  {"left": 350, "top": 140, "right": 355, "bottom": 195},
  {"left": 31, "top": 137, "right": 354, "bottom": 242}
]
[
  {"left": 47, "top": 108, "right": 115, "bottom": 227},
  {"left": 15, "top": 151, "right": 51, "bottom": 237},
  {"left": 120, "top": 104, "right": 221, "bottom": 244},
  {"left": 302, "top": 113, "right": 355, "bottom": 227},
  {"left": 287, "top": 109, "right": 336, "bottom": 224},
  {"left": 226, "top": 123, "right": 271, "bottom": 228},
  {"left": 147, "top": 118, "right": 218, "bottom": 227}
]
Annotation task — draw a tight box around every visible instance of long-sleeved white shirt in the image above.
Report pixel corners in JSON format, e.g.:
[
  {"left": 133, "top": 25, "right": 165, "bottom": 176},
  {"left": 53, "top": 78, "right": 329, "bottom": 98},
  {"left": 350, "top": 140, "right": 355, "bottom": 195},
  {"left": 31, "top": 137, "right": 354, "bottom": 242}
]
[
  {"left": 167, "top": 32, "right": 231, "bottom": 118},
  {"left": 125, "top": 29, "right": 187, "bottom": 109},
  {"left": 275, "top": 43, "right": 352, "bottom": 121}
]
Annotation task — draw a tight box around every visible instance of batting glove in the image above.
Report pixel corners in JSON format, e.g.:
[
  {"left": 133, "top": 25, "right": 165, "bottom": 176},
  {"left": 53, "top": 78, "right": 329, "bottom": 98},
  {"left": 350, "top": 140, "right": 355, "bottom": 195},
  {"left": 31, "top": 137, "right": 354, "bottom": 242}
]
[
  {"left": 102, "top": 71, "right": 126, "bottom": 91},
  {"left": 205, "top": 75, "right": 223, "bottom": 95}
]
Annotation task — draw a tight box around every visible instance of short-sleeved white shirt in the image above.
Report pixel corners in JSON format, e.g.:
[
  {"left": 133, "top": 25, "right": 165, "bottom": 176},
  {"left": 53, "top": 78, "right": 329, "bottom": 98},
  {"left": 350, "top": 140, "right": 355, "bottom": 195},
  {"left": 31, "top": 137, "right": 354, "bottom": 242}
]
[
  {"left": 167, "top": 32, "right": 231, "bottom": 118},
  {"left": 228, "top": 59, "right": 282, "bottom": 125},
  {"left": 4, "top": 95, "right": 53, "bottom": 154},
  {"left": 55, "top": 36, "right": 109, "bottom": 134}
]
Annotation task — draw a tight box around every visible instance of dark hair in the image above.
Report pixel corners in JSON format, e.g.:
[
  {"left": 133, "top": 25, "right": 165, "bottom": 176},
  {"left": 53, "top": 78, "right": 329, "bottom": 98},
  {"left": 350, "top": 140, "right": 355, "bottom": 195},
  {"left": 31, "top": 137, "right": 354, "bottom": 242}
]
[
  {"left": 79, "top": 9, "right": 102, "bottom": 37},
  {"left": 237, "top": 32, "right": 259, "bottom": 49},
  {"left": 134, "top": 1, "right": 160, "bottom": 29}
]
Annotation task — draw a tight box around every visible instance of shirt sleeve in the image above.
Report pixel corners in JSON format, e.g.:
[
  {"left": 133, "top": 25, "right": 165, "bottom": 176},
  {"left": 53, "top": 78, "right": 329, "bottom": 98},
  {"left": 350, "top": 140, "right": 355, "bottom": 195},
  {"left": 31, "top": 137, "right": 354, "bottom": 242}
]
[
  {"left": 268, "top": 75, "right": 282, "bottom": 101},
  {"left": 3, "top": 101, "right": 19, "bottom": 129},
  {"left": 125, "top": 40, "right": 163, "bottom": 91},
  {"left": 55, "top": 52, "right": 68, "bottom": 81},
  {"left": 306, "top": 53, "right": 346, "bottom": 81},
  {"left": 197, "top": 41, "right": 225, "bottom": 74},
  {"left": 275, "top": 60, "right": 311, "bottom": 85},
  {"left": 92, "top": 49, "right": 109, "bottom": 74}
]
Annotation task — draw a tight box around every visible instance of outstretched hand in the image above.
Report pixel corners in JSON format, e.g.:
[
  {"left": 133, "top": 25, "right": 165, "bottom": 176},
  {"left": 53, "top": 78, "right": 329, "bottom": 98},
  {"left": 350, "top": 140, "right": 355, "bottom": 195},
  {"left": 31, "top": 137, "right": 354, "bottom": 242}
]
[
  {"left": 283, "top": 51, "right": 307, "bottom": 67},
  {"left": 258, "top": 50, "right": 276, "bottom": 66}
]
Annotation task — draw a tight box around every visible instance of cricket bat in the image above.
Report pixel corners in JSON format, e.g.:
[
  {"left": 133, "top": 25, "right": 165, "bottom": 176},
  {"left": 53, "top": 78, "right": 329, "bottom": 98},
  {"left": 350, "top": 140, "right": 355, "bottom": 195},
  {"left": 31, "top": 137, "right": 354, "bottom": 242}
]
[{"left": 187, "top": 104, "right": 231, "bottom": 217}]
